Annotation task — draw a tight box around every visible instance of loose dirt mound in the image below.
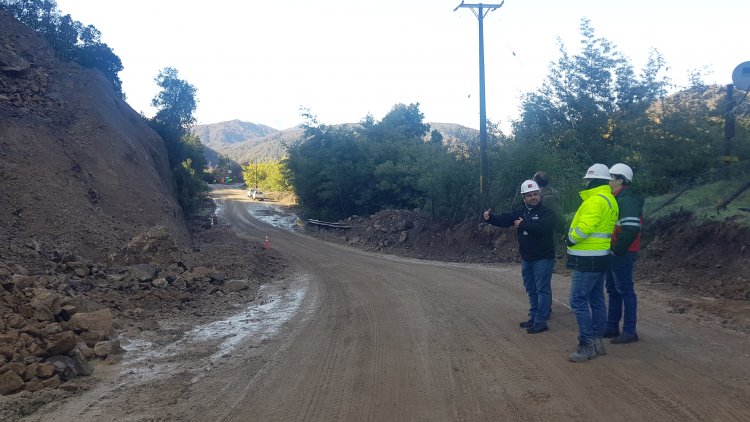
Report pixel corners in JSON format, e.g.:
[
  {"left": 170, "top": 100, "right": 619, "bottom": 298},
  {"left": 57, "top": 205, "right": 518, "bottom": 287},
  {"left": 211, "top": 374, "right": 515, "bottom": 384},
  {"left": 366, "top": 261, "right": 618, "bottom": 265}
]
[
  {"left": 640, "top": 211, "right": 750, "bottom": 301},
  {"left": 308, "top": 210, "right": 520, "bottom": 263}
]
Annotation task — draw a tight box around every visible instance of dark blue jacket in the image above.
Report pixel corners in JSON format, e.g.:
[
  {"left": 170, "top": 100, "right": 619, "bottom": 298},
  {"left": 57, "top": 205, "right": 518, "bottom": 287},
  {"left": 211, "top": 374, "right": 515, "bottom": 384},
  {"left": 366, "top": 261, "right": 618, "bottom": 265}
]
[{"left": 485, "top": 203, "right": 556, "bottom": 261}]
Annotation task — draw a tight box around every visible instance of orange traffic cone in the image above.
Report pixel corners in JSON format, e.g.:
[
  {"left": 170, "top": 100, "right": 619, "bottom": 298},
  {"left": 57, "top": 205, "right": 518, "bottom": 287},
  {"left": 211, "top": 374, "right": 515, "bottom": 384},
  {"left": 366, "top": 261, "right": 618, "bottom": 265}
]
[{"left": 264, "top": 236, "right": 270, "bottom": 251}]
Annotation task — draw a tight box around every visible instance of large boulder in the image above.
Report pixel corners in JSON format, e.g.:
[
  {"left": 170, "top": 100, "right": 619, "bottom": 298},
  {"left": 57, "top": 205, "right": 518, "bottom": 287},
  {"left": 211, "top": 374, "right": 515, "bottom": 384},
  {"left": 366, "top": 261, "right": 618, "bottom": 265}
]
[
  {"left": 30, "top": 288, "right": 62, "bottom": 319},
  {"left": 44, "top": 331, "right": 77, "bottom": 355},
  {"left": 0, "top": 370, "right": 23, "bottom": 395},
  {"left": 69, "top": 309, "right": 113, "bottom": 338}
]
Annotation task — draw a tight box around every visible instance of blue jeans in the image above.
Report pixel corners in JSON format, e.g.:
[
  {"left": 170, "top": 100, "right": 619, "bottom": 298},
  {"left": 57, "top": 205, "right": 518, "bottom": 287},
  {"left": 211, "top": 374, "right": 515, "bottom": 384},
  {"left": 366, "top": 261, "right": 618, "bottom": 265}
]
[
  {"left": 606, "top": 252, "right": 638, "bottom": 334},
  {"left": 569, "top": 270, "right": 606, "bottom": 344},
  {"left": 521, "top": 258, "right": 554, "bottom": 325}
]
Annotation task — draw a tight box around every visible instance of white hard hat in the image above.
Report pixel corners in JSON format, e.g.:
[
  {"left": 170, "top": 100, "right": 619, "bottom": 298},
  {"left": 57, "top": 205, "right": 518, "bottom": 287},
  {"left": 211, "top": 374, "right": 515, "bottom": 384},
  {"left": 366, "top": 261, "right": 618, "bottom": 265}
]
[
  {"left": 609, "top": 163, "right": 633, "bottom": 182},
  {"left": 583, "top": 163, "right": 610, "bottom": 180},
  {"left": 520, "top": 179, "right": 540, "bottom": 194}
]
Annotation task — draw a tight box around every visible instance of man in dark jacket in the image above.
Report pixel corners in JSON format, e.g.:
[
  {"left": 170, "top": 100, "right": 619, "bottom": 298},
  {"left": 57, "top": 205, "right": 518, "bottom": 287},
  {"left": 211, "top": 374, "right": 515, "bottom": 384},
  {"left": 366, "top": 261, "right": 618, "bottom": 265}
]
[
  {"left": 604, "top": 163, "right": 645, "bottom": 344},
  {"left": 533, "top": 171, "right": 565, "bottom": 317},
  {"left": 483, "top": 180, "right": 556, "bottom": 334},
  {"left": 533, "top": 171, "right": 566, "bottom": 237}
]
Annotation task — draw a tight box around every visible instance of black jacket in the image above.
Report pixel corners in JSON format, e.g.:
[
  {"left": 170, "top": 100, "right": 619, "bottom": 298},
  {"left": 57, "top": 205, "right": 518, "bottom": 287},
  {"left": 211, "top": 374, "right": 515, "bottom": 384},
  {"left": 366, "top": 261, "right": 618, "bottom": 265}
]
[{"left": 485, "top": 203, "right": 556, "bottom": 261}]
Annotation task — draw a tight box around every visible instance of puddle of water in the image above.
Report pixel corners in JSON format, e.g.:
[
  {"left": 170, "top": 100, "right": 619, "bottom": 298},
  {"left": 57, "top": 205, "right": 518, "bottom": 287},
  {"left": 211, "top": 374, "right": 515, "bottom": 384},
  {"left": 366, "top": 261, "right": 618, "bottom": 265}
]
[
  {"left": 190, "top": 280, "right": 307, "bottom": 362},
  {"left": 246, "top": 204, "right": 299, "bottom": 230},
  {"left": 213, "top": 198, "right": 299, "bottom": 231},
  {"left": 119, "top": 275, "right": 309, "bottom": 384},
  {"left": 214, "top": 202, "right": 225, "bottom": 217}
]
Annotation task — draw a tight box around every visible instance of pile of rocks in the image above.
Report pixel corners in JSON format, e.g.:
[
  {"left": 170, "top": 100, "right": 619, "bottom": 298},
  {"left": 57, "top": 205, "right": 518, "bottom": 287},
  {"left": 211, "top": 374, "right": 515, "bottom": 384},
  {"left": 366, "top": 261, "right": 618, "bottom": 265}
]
[
  {"left": 0, "top": 260, "right": 120, "bottom": 395},
  {"left": 0, "top": 225, "right": 270, "bottom": 397}
]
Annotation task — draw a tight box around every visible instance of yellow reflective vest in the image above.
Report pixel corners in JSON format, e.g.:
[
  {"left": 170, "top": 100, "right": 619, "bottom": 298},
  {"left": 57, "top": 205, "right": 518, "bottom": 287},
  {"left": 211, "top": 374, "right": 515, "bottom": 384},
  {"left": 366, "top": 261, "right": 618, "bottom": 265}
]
[{"left": 567, "top": 184, "right": 619, "bottom": 270}]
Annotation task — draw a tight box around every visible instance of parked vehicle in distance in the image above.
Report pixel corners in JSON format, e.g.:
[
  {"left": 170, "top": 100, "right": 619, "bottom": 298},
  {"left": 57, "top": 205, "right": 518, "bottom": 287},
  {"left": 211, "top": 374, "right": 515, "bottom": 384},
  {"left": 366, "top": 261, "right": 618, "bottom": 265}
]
[{"left": 246, "top": 188, "right": 265, "bottom": 201}]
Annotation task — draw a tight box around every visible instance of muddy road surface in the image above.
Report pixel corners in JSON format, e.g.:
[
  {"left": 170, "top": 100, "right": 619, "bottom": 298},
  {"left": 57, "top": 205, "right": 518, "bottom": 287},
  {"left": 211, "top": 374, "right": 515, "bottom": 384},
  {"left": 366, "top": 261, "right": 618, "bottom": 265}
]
[{"left": 23, "top": 188, "right": 750, "bottom": 421}]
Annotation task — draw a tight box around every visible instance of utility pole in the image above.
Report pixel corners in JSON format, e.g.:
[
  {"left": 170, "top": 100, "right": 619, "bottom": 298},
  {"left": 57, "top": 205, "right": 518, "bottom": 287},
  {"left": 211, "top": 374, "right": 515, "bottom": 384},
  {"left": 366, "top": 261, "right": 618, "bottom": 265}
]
[
  {"left": 723, "top": 84, "right": 735, "bottom": 166},
  {"left": 254, "top": 160, "right": 258, "bottom": 189},
  {"left": 454, "top": 1, "right": 504, "bottom": 195}
]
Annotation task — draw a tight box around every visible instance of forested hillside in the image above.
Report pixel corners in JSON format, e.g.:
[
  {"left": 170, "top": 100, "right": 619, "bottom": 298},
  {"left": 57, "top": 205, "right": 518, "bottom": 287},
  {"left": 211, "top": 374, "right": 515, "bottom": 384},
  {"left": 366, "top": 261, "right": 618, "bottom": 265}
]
[
  {"left": 220, "top": 126, "right": 304, "bottom": 163},
  {"left": 192, "top": 119, "right": 278, "bottom": 149}
]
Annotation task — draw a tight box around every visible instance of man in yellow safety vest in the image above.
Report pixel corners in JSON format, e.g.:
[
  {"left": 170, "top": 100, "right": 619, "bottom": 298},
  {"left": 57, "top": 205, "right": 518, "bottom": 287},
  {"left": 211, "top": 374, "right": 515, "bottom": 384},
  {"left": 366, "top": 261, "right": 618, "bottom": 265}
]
[{"left": 565, "top": 164, "right": 619, "bottom": 363}]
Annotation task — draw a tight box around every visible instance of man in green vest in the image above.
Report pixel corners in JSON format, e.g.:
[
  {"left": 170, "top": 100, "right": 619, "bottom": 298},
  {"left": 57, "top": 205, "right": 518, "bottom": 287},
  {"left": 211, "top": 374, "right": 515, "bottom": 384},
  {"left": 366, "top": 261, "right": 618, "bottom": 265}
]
[
  {"left": 604, "top": 163, "right": 644, "bottom": 344},
  {"left": 565, "top": 164, "right": 619, "bottom": 363}
]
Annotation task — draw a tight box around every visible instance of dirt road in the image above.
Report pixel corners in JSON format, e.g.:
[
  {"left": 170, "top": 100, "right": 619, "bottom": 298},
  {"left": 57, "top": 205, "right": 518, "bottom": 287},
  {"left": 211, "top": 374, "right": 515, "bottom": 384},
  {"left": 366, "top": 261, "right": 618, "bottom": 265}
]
[{"left": 24, "top": 188, "right": 750, "bottom": 421}]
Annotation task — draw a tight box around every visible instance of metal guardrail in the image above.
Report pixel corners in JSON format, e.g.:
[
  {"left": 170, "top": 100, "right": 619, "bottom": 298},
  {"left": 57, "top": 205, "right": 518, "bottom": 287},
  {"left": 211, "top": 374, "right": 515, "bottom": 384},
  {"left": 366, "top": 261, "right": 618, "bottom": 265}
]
[{"left": 307, "top": 219, "right": 358, "bottom": 229}]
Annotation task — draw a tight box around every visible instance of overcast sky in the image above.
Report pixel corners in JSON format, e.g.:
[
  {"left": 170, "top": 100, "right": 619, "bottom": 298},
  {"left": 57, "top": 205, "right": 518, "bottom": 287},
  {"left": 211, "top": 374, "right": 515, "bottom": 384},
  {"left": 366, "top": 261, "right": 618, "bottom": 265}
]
[{"left": 55, "top": 0, "right": 748, "bottom": 132}]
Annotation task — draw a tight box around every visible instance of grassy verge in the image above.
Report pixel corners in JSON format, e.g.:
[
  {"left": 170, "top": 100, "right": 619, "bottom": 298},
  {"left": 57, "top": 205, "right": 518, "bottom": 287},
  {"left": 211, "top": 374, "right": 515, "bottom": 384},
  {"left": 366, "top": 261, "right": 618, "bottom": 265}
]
[{"left": 646, "top": 179, "right": 750, "bottom": 226}]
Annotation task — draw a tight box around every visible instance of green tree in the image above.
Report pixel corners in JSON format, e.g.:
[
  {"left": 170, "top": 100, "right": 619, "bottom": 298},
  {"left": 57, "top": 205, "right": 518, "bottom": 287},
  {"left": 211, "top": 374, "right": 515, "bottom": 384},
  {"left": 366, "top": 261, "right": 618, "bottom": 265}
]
[
  {"left": 151, "top": 67, "right": 197, "bottom": 131},
  {"left": 242, "top": 161, "right": 291, "bottom": 192},
  {"left": 285, "top": 124, "right": 367, "bottom": 220},
  {"left": 513, "top": 18, "right": 668, "bottom": 165},
  {"left": 285, "top": 103, "right": 482, "bottom": 221},
  {"left": 508, "top": 18, "right": 671, "bottom": 208},
  {"left": 147, "top": 67, "right": 207, "bottom": 212},
  {"left": 634, "top": 85, "right": 749, "bottom": 193},
  {"left": 358, "top": 103, "right": 431, "bottom": 212}
]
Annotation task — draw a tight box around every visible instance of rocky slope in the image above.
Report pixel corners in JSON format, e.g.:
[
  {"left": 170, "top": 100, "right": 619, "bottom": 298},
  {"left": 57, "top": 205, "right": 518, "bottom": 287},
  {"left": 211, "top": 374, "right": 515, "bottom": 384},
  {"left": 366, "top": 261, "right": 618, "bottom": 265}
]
[
  {"left": 0, "top": 10, "right": 186, "bottom": 260},
  {"left": 0, "top": 10, "right": 287, "bottom": 412}
]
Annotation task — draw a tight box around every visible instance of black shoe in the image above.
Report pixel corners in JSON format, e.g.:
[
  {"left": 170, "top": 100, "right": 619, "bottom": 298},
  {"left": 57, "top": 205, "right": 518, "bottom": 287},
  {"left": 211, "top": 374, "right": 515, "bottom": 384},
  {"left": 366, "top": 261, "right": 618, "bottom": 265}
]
[
  {"left": 526, "top": 323, "right": 549, "bottom": 334},
  {"left": 610, "top": 332, "right": 639, "bottom": 344},
  {"left": 519, "top": 319, "right": 534, "bottom": 329},
  {"left": 603, "top": 329, "right": 620, "bottom": 338}
]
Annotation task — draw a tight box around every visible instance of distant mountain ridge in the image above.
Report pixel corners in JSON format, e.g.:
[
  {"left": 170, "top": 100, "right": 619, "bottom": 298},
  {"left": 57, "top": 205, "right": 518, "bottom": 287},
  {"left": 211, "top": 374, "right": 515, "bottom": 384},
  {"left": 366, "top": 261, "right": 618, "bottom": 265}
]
[
  {"left": 192, "top": 119, "right": 278, "bottom": 148},
  {"left": 193, "top": 120, "right": 479, "bottom": 165},
  {"left": 193, "top": 120, "right": 304, "bottom": 165}
]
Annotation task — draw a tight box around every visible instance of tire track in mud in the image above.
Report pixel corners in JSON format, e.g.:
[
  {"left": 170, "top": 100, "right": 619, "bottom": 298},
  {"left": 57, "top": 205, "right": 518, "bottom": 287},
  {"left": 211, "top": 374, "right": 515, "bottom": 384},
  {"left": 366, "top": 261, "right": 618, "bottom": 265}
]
[
  {"left": 297, "top": 283, "right": 355, "bottom": 422},
  {"left": 411, "top": 269, "right": 565, "bottom": 421}
]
